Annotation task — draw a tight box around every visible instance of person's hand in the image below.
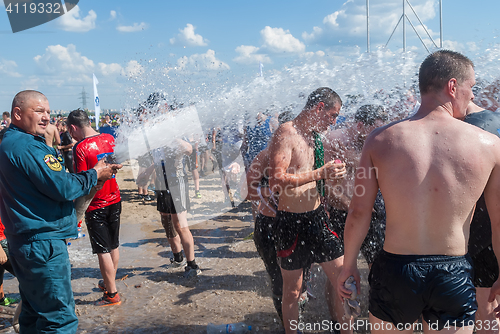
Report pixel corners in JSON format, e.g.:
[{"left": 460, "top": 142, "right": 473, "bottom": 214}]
[
  {"left": 0, "top": 247, "right": 8, "bottom": 265},
  {"left": 337, "top": 265, "right": 361, "bottom": 302},
  {"left": 323, "top": 160, "right": 346, "bottom": 181},
  {"left": 95, "top": 180, "right": 104, "bottom": 190},
  {"left": 489, "top": 279, "right": 500, "bottom": 318},
  {"left": 93, "top": 158, "right": 122, "bottom": 184}
]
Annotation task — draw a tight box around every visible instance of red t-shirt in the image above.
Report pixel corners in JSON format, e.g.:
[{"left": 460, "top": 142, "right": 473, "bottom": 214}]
[
  {"left": 73, "top": 133, "right": 121, "bottom": 211},
  {"left": 0, "top": 216, "right": 5, "bottom": 240}
]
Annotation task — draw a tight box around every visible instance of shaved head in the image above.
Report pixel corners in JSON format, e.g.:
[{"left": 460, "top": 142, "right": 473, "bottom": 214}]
[
  {"left": 11, "top": 90, "right": 47, "bottom": 113},
  {"left": 10, "top": 90, "right": 50, "bottom": 136}
]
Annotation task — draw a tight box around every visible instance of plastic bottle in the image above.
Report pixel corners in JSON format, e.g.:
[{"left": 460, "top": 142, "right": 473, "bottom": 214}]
[{"left": 206, "top": 322, "right": 251, "bottom": 333}]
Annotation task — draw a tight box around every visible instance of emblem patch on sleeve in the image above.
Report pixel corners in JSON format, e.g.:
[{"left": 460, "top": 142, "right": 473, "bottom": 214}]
[{"left": 44, "top": 154, "right": 63, "bottom": 172}]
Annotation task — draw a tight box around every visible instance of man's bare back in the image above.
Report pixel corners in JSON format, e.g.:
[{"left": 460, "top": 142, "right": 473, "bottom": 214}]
[
  {"left": 44, "top": 123, "right": 60, "bottom": 147},
  {"left": 338, "top": 50, "right": 500, "bottom": 332},
  {"left": 368, "top": 111, "right": 500, "bottom": 256}
]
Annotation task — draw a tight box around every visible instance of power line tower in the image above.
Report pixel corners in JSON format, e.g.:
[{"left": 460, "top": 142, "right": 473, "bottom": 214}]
[
  {"left": 78, "top": 87, "right": 89, "bottom": 110},
  {"left": 383, "top": 0, "right": 442, "bottom": 53}
]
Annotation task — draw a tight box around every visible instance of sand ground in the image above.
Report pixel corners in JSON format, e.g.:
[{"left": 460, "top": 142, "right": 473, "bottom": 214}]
[{"left": 0, "top": 161, "right": 370, "bottom": 333}]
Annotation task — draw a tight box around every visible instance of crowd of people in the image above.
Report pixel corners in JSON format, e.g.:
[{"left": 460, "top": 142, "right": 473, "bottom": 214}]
[{"left": 0, "top": 49, "right": 499, "bottom": 334}]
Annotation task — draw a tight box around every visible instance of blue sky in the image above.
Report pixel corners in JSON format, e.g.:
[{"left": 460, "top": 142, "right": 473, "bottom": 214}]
[{"left": 0, "top": 0, "right": 499, "bottom": 112}]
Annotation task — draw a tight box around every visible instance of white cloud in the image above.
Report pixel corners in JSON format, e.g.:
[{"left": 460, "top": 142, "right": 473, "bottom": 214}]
[
  {"left": 175, "top": 50, "right": 229, "bottom": 71},
  {"left": 260, "top": 26, "right": 305, "bottom": 53},
  {"left": 55, "top": 5, "right": 96, "bottom": 32},
  {"left": 301, "top": 50, "right": 326, "bottom": 58},
  {"left": 21, "top": 77, "right": 41, "bottom": 90},
  {"left": 110, "top": 10, "right": 117, "bottom": 20},
  {"left": 170, "top": 24, "right": 208, "bottom": 47},
  {"left": 125, "top": 60, "right": 144, "bottom": 78},
  {"left": 303, "top": 0, "right": 439, "bottom": 47},
  {"left": 0, "top": 59, "right": 21, "bottom": 77},
  {"left": 117, "top": 22, "right": 148, "bottom": 32},
  {"left": 34, "top": 44, "right": 94, "bottom": 80},
  {"left": 233, "top": 45, "right": 272, "bottom": 65},
  {"left": 98, "top": 63, "right": 124, "bottom": 76},
  {"left": 33, "top": 44, "right": 129, "bottom": 85}
]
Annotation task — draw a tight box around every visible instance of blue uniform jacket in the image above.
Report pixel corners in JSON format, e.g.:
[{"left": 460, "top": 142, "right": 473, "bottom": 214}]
[{"left": 0, "top": 124, "right": 98, "bottom": 242}]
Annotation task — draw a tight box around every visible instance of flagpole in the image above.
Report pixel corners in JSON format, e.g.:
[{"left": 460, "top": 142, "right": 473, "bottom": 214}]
[{"left": 93, "top": 73, "right": 101, "bottom": 130}]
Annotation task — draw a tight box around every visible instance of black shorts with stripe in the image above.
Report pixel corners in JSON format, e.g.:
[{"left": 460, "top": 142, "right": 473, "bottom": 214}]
[
  {"left": 156, "top": 176, "right": 190, "bottom": 214},
  {"left": 274, "top": 205, "right": 343, "bottom": 271}
]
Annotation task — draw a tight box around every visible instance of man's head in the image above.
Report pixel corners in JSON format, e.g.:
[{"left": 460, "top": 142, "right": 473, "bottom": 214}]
[
  {"left": 11, "top": 90, "right": 50, "bottom": 136},
  {"left": 419, "top": 50, "right": 475, "bottom": 119},
  {"left": 2, "top": 112, "right": 9, "bottom": 120},
  {"left": 419, "top": 50, "right": 475, "bottom": 94},
  {"left": 355, "top": 104, "right": 388, "bottom": 132},
  {"left": 66, "top": 109, "right": 91, "bottom": 141},
  {"left": 304, "top": 87, "right": 342, "bottom": 131},
  {"left": 60, "top": 121, "right": 67, "bottom": 132}
]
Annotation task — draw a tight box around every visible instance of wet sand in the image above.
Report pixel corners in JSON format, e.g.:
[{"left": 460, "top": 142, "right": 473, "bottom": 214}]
[{"left": 0, "top": 161, "right": 370, "bottom": 333}]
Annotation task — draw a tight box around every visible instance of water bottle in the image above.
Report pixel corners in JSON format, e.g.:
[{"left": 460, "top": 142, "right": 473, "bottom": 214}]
[{"left": 206, "top": 322, "right": 251, "bottom": 333}]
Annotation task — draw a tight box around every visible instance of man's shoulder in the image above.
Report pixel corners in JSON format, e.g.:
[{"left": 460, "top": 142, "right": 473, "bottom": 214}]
[
  {"left": 45, "top": 123, "right": 57, "bottom": 134},
  {"left": 275, "top": 121, "right": 297, "bottom": 137},
  {"left": 464, "top": 110, "right": 500, "bottom": 137}
]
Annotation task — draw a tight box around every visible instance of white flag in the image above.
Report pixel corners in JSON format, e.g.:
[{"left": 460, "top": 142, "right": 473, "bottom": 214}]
[
  {"left": 259, "top": 62, "right": 264, "bottom": 77},
  {"left": 93, "top": 73, "right": 101, "bottom": 130}
]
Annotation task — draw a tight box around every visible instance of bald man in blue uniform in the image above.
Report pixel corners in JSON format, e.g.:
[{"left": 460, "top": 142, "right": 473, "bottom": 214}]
[{"left": 0, "top": 90, "right": 120, "bottom": 333}]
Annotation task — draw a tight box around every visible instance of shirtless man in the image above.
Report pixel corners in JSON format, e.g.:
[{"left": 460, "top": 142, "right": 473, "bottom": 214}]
[
  {"left": 268, "top": 87, "right": 347, "bottom": 334},
  {"left": 323, "top": 105, "right": 388, "bottom": 322},
  {"left": 338, "top": 50, "right": 500, "bottom": 333},
  {"left": 44, "top": 122, "right": 60, "bottom": 148},
  {"left": 464, "top": 101, "right": 500, "bottom": 333}
]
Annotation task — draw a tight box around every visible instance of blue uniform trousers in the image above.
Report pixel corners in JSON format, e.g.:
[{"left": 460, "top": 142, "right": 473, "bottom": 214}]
[{"left": 9, "top": 239, "right": 78, "bottom": 334}]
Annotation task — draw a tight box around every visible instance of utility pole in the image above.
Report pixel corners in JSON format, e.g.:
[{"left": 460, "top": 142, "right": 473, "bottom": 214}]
[
  {"left": 78, "top": 87, "right": 89, "bottom": 111},
  {"left": 384, "top": 0, "right": 441, "bottom": 53},
  {"left": 439, "top": 0, "right": 443, "bottom": 48},
  {"left": 366, "top": 0, "right": 370, "bottom": 53}
]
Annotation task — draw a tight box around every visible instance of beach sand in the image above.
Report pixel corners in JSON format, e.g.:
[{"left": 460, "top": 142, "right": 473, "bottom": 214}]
[{"left": 0, "top": 161, "right": 370, "bottom": 333}]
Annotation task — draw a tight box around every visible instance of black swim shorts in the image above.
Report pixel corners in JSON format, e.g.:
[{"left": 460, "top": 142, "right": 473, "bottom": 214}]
[
  {"left": 156, "top": 176, "right": 190, "bottom": 214},
  {"left": 471, "top": 244, "right": 499, "bottom": 288},
  {"left": 274, "top": 205, "right": 343, "bottom": 271},
  {"left": 329, "top": 207, "right": 385, "bottom": 265},
  {"left": 369, "top": 250, "right": 477, "bottom": 330},
  {"left": 85, "top": 201, "right": 121, "bottom": 254}
]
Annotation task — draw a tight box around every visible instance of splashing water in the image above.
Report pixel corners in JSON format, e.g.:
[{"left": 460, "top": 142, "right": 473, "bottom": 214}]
[{"left": 113, "top": 45, "right": 500, "bottom": 228}]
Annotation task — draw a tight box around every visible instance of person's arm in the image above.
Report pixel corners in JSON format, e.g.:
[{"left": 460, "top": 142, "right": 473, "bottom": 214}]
[
  {"left": 53, "top": 127, "right": 61, "bottom": 146},
  {"left": 176, "top": 138, "right": 193, "bottom": 155},
  {"left": 212, "top": 128, "right": 217, "bottom": 150},
  {"left": 268, "top": 126, "right": 345, "bottom": 194},
  {"left": 337, "top": 139, "right": 379, "bottom": 300},
  {"left": 58, "top": 142, "right": 75, "bottom": 151},
  {"left": 24, "top": 147, "right": 98, "bottom": 201},
  {"left": 0, "top": 247, "right": 7, "bottom": 265},
  {"left": 246, "top": 148, "right": 270, "bottom": 201},
  {"left": 324, "top": 131, "right": 350, "bottom": 210},
  {"left": 484, "top": 146, "right": 500, "bottom": 311}
]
